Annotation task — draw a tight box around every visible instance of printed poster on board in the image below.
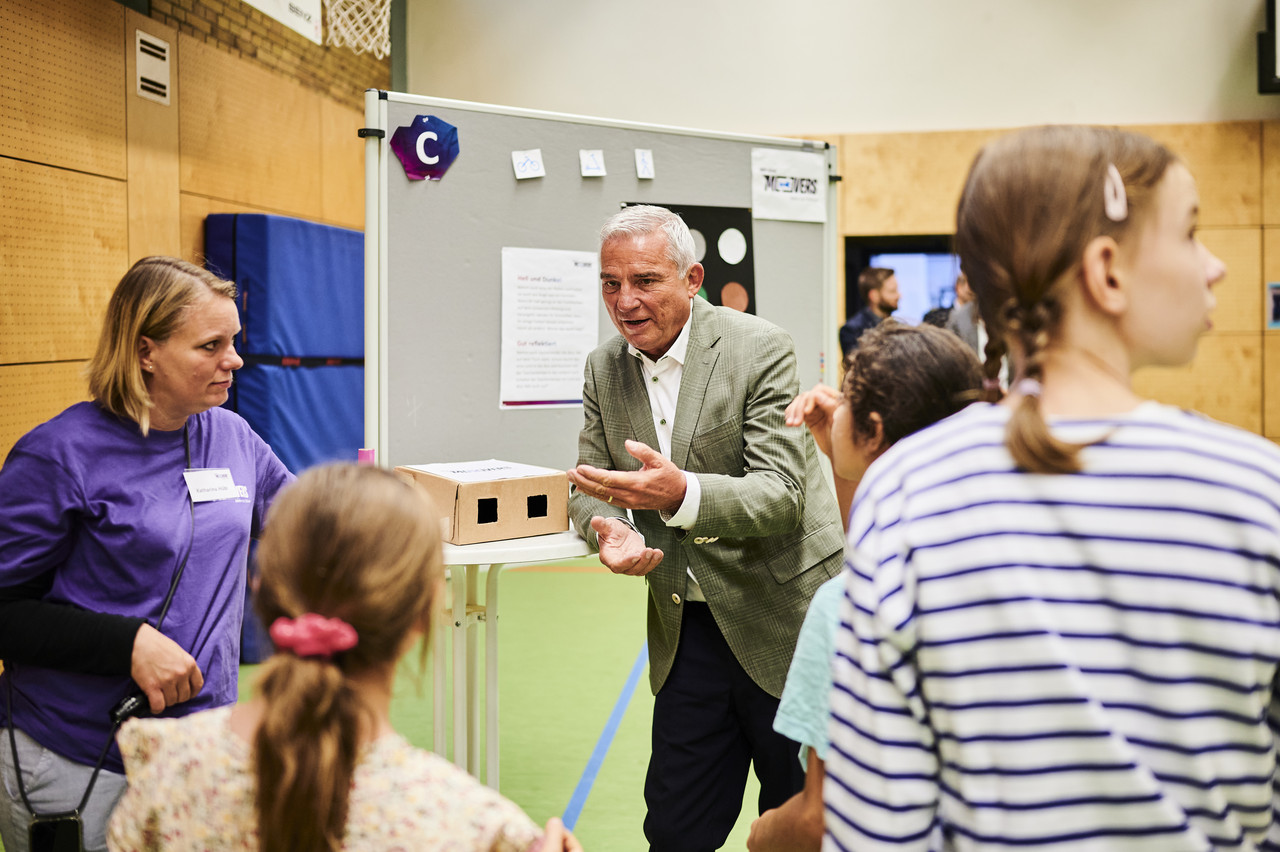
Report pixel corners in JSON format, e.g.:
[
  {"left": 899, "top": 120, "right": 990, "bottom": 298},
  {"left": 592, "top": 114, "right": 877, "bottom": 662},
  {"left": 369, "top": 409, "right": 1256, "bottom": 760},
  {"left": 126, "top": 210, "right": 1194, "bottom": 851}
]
[
  {"left": 751, "top": 148, "right": 828, "bottom": 223},
  {"left": 500, "top": 247, "right": 599, "bottom": 409}
]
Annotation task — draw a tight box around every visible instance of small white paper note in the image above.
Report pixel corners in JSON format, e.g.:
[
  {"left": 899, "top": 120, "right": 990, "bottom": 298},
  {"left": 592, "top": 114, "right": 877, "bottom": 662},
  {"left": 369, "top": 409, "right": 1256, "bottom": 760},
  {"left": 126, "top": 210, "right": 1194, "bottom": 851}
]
[
  {"left": 512, "top": 149, "right": 546, "bottom": 180},
  {"left": 634, "top": 148, "right": 655, "bottom": 179},
  {"left": 579, "top": 149, "right": 607, "bottom": 177}
]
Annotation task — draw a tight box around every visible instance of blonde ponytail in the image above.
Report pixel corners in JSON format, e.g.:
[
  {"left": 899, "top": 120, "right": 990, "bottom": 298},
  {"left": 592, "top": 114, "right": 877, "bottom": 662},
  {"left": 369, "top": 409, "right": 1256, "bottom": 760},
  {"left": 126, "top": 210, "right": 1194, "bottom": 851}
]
[{"left": 254, "top": 659, "right": 363, "bottom": 852}]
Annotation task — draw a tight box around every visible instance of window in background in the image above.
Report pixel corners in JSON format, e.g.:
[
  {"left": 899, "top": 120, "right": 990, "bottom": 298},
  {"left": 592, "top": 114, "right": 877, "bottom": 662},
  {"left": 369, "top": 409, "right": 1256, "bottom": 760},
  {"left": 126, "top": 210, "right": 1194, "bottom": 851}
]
[
  {"left": 867, "top": 251, "right": 960, "bottom": 325},
  {"left": 844, "top": 235, "right": 958, "bottom": 327}
]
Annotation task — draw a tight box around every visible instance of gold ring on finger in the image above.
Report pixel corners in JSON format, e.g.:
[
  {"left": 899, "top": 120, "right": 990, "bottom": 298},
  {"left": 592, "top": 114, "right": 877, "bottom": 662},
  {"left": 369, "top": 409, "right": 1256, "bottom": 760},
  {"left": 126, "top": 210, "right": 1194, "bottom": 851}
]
[{"left": 607, "top": 495, "right": 614, "bottom": 504}]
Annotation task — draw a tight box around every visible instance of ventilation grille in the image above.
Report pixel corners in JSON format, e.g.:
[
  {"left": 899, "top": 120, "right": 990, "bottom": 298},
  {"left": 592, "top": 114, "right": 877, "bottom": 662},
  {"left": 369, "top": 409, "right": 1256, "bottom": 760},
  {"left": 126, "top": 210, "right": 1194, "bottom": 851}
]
[{"left": 135, "top": 30, "right": 170, "bottom": 106}]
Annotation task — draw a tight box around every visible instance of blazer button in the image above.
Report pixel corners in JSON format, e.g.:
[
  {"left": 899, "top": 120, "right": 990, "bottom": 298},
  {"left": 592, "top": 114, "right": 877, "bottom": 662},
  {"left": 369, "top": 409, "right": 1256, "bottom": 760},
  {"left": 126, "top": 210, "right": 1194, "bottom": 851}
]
[{"left": 671, "top": 593, "right": 681, "bottom": 604}]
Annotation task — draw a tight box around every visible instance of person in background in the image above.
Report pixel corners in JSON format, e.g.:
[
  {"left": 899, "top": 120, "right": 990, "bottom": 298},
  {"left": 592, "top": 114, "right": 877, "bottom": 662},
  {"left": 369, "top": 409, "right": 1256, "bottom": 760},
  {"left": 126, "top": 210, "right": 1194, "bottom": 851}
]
[
  {"left": 822, "top": 125, "right": 1280, "bottom": 850},
  {"left": 567, "top": 205, "right": 844, "bottom": 851},
  {"left": 107, "top": 463, "right": 581, "bottom": 852},
  {"left": 0, "top": 257, "right": 293, "bottom": 852},
  {"left": 746, "top": 322, "right": 983, "bottom": 852},
  {"left": 919, "top": 304, "right": 951, "bottom": 328},
  {"left": 838, "top": 267, "right": 899, "bottom": 357},
  {"left": 943, "top": 271, "right": 981, "bottom": 354}
]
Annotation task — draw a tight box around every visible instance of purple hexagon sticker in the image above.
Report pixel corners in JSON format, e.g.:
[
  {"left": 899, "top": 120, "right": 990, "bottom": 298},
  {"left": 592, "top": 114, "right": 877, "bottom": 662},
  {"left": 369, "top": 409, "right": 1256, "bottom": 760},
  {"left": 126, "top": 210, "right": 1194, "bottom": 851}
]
[{"left": 390, "top": 115, "right": 460, "bottom": 181}]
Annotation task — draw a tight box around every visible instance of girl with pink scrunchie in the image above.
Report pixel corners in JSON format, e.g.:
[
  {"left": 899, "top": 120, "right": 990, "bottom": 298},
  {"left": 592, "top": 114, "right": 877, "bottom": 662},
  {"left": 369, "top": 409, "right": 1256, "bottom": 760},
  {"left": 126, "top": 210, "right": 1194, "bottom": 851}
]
[{"left": 106, "top": 463, "right": 581, "bottom": 852}]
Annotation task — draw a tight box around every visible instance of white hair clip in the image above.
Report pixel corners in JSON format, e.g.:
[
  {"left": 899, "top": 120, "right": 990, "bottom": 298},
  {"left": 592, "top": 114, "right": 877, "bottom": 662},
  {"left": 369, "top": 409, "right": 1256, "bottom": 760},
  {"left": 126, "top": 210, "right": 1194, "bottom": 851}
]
[
  {"left": 1014, "top": 378, "right": 1042, "bottom": 398},
  {"left": 1103, "top": 163, "right": 1128, "bottom": 222}
]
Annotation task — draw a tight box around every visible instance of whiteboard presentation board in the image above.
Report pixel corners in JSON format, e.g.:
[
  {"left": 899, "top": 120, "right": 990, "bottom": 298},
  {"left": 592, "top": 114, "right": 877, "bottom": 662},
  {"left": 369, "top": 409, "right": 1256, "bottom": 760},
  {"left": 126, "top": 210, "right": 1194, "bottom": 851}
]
[{"left": 363, "top": 90, "right": 839, "bottom": 470}]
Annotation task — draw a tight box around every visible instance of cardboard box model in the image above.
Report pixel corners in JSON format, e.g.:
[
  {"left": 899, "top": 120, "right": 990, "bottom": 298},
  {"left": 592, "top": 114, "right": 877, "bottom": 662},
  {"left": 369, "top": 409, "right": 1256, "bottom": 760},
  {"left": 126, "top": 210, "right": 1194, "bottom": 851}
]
[{"left": 395, "top": 460, "right": 569, "bottom": 545}]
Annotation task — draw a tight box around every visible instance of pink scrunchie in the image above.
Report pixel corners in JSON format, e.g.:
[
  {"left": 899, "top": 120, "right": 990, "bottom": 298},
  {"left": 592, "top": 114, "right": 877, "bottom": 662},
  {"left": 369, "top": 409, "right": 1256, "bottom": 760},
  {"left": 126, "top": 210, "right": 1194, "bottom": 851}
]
[{"left": 269, "top": 614, "right": 358, "bottom": 659}]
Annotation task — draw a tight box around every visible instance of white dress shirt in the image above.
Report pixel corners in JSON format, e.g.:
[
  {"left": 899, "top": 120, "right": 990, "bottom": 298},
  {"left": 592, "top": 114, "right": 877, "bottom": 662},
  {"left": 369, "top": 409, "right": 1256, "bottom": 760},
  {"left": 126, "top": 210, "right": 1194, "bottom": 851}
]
[{"left": 628, "top": 303, "right": 705, "bottom": 601}]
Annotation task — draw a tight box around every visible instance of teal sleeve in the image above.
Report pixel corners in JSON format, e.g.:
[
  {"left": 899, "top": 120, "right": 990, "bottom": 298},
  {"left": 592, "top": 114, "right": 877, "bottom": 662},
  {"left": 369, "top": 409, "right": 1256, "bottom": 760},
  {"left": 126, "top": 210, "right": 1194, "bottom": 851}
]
[{"left": 772, "top": 574, "right": 845, "bottom": 762}]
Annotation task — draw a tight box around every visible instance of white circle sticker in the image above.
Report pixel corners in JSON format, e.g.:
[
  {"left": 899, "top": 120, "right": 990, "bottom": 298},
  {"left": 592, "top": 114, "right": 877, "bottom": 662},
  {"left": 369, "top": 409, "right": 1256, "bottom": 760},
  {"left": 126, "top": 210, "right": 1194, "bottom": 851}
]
[
  {"left": 690, "top": 228, "right": 707, "bottom": 262},
  {"left": 718, "top": 228, "right": 747, "bottom": 265}
]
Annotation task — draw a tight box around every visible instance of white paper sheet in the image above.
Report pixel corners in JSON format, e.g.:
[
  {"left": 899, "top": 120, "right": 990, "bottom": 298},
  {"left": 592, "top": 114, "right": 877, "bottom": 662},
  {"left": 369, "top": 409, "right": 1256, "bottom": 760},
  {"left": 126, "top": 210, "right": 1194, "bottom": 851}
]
[
  {"left": 406, "top": 459, "right": 562, "bottom": 482},
  {"left": 500, "top": 247, "right": 599, "bottom": 409},
  {"left": 751, "top": 148, "right": 828, "bottom": 223}
]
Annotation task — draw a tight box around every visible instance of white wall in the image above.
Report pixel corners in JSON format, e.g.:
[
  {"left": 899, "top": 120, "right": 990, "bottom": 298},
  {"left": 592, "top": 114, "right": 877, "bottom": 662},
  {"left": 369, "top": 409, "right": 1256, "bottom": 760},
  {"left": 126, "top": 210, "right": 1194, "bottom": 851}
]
[{"left": 406, "top": 0, "right": 1279, "bottom": 135}]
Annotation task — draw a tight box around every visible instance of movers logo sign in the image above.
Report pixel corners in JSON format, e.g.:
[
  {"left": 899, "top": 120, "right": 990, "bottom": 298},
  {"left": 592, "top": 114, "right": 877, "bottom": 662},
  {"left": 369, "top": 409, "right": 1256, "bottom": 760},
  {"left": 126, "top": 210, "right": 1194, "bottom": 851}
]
[{"left": 751, "top": 148, "right": 828, "bottom": 223}]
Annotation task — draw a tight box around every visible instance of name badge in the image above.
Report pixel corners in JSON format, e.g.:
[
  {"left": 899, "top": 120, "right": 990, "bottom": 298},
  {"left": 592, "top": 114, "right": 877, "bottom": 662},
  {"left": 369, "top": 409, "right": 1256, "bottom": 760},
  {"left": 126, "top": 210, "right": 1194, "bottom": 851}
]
[{"left": 183, "top": 468, "right": 238, "bottom": 503}]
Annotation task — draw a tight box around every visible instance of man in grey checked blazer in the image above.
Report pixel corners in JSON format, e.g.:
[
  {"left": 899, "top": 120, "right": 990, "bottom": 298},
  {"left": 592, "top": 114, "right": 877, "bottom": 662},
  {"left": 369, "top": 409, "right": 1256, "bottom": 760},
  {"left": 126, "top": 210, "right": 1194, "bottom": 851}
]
[{"left": 568, "top": 206, "right": 844, "bottom": 851}]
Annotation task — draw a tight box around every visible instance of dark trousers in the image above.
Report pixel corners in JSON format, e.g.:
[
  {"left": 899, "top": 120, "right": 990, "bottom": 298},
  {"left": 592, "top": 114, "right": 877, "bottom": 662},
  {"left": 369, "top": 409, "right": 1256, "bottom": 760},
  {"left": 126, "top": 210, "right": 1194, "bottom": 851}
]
[{"left": 643, "top": 601, "right": 805, "bottom": 852}]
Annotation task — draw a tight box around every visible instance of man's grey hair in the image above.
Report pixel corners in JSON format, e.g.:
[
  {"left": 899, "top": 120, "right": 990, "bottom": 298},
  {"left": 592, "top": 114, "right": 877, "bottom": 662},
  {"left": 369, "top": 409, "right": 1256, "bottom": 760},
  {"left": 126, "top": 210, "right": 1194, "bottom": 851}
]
[{"left": 599, "top": 205, "right": 697, "bottom": 276}]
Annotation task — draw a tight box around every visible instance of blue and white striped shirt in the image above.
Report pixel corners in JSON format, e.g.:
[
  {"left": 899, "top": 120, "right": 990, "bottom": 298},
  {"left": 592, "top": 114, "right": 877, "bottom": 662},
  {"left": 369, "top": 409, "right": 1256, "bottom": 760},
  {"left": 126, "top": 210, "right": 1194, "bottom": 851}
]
[{"left": 824, "top": 401, "right": 1280, "bottom": 851}]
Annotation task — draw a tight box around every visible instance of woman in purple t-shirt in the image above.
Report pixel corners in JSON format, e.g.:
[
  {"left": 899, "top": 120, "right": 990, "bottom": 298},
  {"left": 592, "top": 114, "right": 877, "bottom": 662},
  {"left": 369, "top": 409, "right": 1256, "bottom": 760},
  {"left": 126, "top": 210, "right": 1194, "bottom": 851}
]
[{"left": 0, "top": 257, "right": 292, "bottom": 852}]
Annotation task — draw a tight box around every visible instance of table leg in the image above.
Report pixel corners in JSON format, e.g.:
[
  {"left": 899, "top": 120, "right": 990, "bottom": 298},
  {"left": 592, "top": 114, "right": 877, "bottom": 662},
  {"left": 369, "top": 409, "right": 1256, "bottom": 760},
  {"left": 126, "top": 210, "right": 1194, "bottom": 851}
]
[
  {"left": 466, "top": 565, "right": 481, "bottom": 777},
  {"left": 433, "top": 601, "right": 446, "bottom": 757},
  {"left": 485, "top": 560, "right": 504, "bottom": 789},
  {"left": 451, "top": 564, "right": 470, "bottom": 770}
]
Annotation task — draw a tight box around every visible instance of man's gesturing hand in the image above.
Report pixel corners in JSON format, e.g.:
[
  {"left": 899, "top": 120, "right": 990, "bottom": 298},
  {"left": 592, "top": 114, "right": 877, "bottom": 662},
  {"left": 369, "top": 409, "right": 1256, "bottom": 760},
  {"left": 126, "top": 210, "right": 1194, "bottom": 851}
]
[
  {"left": 568, "top": 440, "right": 687, "bottom": 513},
  {"left": 590, "top": 516, "right": 664, "bottom": 576}
]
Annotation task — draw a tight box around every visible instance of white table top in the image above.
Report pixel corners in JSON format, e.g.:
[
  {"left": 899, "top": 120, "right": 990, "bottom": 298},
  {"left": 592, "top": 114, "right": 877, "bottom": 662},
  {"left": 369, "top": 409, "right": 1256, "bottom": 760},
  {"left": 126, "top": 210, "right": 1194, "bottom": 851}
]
[{"left": 440, "top": 528, "right": 595, "bottom": 567}]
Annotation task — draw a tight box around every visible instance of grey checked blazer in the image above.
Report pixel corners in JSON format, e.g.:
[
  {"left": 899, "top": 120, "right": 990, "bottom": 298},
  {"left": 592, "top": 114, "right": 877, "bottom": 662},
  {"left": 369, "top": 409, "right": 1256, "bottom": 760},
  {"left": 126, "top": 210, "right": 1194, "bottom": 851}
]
[{"left": 569, "top": 297, "right": 844, "bottom": 697}]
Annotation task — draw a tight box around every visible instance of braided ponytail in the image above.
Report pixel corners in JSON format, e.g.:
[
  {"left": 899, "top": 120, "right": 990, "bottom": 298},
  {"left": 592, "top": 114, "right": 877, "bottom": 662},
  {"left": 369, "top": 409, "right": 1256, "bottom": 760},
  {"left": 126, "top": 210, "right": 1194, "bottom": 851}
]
[{"left": 1004, "top": 296, "right": 1086, "bottom": 473}]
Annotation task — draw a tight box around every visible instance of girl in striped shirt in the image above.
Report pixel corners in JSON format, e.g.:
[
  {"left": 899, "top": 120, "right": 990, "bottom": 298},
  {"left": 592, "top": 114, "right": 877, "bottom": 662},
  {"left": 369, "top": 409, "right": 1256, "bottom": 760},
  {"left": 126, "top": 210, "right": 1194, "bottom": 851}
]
[{"left": 824, "top": 125, "right": 1280, "bottom": 851}]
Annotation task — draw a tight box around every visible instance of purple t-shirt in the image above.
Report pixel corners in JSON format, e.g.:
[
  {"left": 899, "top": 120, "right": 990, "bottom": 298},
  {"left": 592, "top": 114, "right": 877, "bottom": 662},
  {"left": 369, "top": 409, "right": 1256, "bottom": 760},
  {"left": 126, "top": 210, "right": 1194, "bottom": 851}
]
[{"left": 0, "top": 402, "right": 292, "bottom": 772}]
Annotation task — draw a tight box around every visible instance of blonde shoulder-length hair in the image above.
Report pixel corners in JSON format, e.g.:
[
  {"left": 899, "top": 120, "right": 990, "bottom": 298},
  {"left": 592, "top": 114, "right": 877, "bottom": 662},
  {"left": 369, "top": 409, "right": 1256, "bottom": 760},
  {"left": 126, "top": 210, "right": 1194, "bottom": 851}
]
[{"left": 87, "top": 256, "right": 236, "bottom": 435}]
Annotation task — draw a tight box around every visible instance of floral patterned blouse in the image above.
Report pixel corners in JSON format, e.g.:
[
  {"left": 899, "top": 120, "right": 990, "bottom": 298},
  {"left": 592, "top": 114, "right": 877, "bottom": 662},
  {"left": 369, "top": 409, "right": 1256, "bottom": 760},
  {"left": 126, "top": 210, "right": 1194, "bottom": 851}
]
[{"left": 106, "top": 707, "right": 543, "bottom": 851}]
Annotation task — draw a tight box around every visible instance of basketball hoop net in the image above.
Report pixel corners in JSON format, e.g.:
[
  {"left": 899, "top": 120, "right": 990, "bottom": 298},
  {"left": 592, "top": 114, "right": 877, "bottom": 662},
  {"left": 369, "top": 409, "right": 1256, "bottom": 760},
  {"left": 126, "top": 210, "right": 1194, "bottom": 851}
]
[{"left": 325, "top": 0, "right": 391, "bottom": 59}]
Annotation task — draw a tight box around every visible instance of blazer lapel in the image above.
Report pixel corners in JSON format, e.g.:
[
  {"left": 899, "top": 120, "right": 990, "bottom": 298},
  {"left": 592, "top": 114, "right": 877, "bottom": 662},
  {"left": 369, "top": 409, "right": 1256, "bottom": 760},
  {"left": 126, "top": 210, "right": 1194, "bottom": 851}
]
[{"left": 671, "top": 299, "right": 721, "bottom": 471}]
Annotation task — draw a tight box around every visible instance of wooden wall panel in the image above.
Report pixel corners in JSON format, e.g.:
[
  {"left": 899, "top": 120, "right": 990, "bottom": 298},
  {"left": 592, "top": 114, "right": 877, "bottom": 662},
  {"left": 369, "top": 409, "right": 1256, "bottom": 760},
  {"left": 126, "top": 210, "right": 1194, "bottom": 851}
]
[
  {"left": 320, "top": 99, "right": 366, "bottom": 231},
  {"left": 178, "top": 34, "right": 322, "bottom": 217},
  {"left": 0, "top": 0, "right": 126, "bottom": 178},
  {"left": 1266, "top": 333, "right": 1280, "bottom": 438},
  {"left": 1200, "top": 228, "right": 1261, "bottom": 334},
  {"left": 1132, "top": 333, "right": 1261, "bottom": 432},
  {"left": 0, "top": 158, "right": 128, "bottom": 364},
  {"left": 0, "top": 363, "right": 90, "bottom": 463},
  {"left": 1128, "top": 122, "right": 1260, "bottom": 228},
  {"left": 1263, "top": 226, "right": 1280, "bottom": 283},
  {"left": 1262, "top": 122, "right": 1280, "bottom": 226},
  {"left": 837, "top": 121, "right": 1259, "bottom": 238},
  {"left": 837, "top": 129, "right": 1000, "bottom": 235},
  {"left": 125, "top": 11, "right": 182, "bottom": 262}
]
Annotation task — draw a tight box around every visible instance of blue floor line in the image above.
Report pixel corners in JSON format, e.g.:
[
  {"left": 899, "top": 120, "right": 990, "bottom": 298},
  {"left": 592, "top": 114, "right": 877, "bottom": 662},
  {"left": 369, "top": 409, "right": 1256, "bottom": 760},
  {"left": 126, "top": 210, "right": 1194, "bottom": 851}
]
[{"left": 562, "top": 642, "right": 649, "bottom": 831}]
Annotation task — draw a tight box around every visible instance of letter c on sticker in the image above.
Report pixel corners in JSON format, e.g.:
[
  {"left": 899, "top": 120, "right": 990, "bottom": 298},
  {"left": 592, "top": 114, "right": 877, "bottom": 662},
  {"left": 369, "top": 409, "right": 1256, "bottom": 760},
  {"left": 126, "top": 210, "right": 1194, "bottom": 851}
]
[{"left": 416, "top": 131, "right": 439, "bottom": 164}]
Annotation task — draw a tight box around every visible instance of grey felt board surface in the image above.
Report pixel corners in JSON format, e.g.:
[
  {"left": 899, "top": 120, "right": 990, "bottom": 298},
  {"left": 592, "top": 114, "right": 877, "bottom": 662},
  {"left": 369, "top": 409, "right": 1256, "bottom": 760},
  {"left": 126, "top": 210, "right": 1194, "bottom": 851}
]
[{"left": 382, "top": 96, "right": 830, "bottom": 472}]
